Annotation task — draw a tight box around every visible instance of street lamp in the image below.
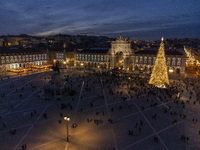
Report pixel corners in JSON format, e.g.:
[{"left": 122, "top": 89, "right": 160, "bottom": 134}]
[{"left": 64, "top": 116, "right": 70, "bottom": 142}]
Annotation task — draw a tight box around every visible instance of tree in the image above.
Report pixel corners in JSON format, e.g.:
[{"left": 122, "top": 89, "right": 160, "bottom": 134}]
[{"left": 149, "top": 37, "right": 169, "bottom": 87}]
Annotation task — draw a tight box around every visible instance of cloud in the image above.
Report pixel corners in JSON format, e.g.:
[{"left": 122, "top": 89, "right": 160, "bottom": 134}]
[{"left": 0, "top": 0, "right": 199, "bottom": 39}]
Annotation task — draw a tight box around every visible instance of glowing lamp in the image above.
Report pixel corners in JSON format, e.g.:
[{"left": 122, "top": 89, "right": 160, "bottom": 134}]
[{"left": 64, "top": 116, "right": 70, "bottom": 121}]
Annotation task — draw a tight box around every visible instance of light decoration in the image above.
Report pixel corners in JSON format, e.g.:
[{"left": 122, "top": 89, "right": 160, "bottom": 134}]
[
  {"left": 149, "top": 37, "right": 169, "bottom": 88},
  {"left": 184, "top": 46, "right": 197, "bottom": 67}
]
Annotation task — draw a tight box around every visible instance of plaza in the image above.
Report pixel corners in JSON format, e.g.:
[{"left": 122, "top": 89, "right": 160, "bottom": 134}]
[{"left": 0, "top": 68, "right": 200, "bottom": 150}]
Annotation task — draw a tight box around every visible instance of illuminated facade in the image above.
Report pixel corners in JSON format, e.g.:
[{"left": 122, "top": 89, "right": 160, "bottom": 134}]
[
  {"left": 0, "top": 35, "right": 187, "bottom": 76},
  {"left": 0, "top": 47, "right": 48, "bottom": 73},
  {"left": 184, "top": 46, "right": 200, "bottom": 75},
  {"left": 73, "top": 35, "right": 186, "bottom": 75}
]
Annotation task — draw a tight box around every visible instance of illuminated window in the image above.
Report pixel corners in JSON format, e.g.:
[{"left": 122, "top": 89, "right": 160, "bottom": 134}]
[
  {"left": 153, "top": 57, "right": 156, "bottom": 64},
  {"left": 81, "top": 55, "right": 84, "bottom": 61},
  {"left": 148, "top": 57, "right": 151, "bottom": 64},
  {"left": 177, "top": 58, "right": 181, "bottom": 66},
  {"left": 23, "top": 55, "right": 25, "bottom": 61},
  {"left": 91, "top": 55, "right": 93, "bottom": 61},
  {"left": 26, "top": 55, "right": 29, "bottom": 61},
  {"left": 144, "top": 57, "right": 147, "bottom": 64},
  {"left": 6, "top": 56, "right": 9, "bottom": 63},
  {"left": 136, "top": 56, "right": 138, "bottom": 63},
  {"left": 15, "top": 56, "right": 18, "bottom": 62},
  {"left": 140, "top": 56, "right": 143, "bottom": 63},
  {"left": 11, "top": 56, "right": 13, "bottom": 63},
  {"left": 172, "top": 58, "right": 176, "bottom": 66},
  {"left": 1, "top": 56, "right": 5, "bottom": 64},
  {"left": 19, "top": 55, "right": 22, "bottom": 62},
  {"left": 104, "top": 55, "right": 107, "bottom": 60},
  {"left": 167, "top": 57, "right": 171, "bottom": 66}
]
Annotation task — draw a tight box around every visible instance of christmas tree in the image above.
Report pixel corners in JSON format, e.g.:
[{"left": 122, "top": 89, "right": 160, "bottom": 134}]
[{"left": 149, "top": 37, "right": 169, "bottom": 87}]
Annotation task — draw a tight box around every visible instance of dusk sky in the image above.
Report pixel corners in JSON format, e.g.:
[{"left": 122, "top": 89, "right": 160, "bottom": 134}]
[{"left": 0, "top": 0, "right": 200, "bottom": 40}]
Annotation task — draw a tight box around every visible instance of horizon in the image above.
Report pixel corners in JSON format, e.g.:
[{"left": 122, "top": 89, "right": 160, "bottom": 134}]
[{"left": 1, "top": 33, "right": 200, "bottom": 42}]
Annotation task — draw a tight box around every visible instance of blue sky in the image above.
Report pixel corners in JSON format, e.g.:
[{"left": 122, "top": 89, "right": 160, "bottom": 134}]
[{"left": 0, "top": 0, "right": 200, "bottom": 40}]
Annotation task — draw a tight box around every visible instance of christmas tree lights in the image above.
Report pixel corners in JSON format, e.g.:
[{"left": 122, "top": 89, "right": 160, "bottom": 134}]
[{"left": 149, "top": 37, "right": 169, "bottom": 88}]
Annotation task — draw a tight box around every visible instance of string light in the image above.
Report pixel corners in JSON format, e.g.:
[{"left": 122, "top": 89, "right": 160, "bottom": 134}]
[{"left": 149, "top": 37, "right": 169, "bottom": 87}]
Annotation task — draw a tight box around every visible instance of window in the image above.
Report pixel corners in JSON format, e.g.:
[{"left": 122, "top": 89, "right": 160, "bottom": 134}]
[
  {"left": 11, "top": 56, "right": 13, "bottom": 63},
  {"left": 144, "top": 57, "right": 147, "bottom": 64},
  {"left": 177, "top": 58, "right": 181, "bottom": 66},
  {"left": 153, "top": 57, "right": 156, "bottom": 64},
  {"left": 1, "top": 56, "right": 5, "bottom": 64},
  {"left": 6, "top": 56, "right": 9, "bottom": 63},
  {"left": 148, "top": 57, "right": 151, "bottom": 64},
  {"left": 167, "top": 57, "right": 171, "bottom": 66},
  {"left": 36, "top": 55, "right": 38, "bottom": 61},
  {"left": 172, "top": 58, "right": 176, "bottom": 66},
  {"left": 136, "top": 56, "right": 138, "bottom": 63},
  {"left": 15, "top": 56, "right": 18, "bottom": 62},
  {"left": 19, "top": 55, "right": 22, "bottom": 62},
  {"left": 139, "top": 56, "right": 143, "bottom": 63},
  {"left": 23, "top": 55, "right": 25, "bottom": 61}
]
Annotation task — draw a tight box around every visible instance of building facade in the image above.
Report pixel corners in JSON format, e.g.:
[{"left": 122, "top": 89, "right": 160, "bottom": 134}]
[
  {"left": 0, "top": 35, "right": 187, "bottom": 76},
  {"left": 72, "top": 35, "right": 186, "bottom": 75},
  {"left": 0, "top": 47, "right": 48, "bottom": 73}
]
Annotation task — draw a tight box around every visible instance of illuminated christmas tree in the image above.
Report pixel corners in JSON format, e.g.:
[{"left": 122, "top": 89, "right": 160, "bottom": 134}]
[{"left": 149, "top": 37, "right": 169, "bottom": 87}]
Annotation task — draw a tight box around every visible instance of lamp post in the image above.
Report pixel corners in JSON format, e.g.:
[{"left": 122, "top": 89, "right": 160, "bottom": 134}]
[{"left": 64, "top": 116, "right": 70, "bottom": 142}]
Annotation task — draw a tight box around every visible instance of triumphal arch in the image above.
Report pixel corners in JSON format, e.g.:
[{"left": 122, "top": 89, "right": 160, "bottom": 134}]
[{"left": 108, "top": 35, "right": 134, "bottom": 70}]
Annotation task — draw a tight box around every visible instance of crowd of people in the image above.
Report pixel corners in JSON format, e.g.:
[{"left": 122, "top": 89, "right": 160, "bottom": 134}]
[{"left": 0, "top": 68, "right": 200, "bottom": 149}]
